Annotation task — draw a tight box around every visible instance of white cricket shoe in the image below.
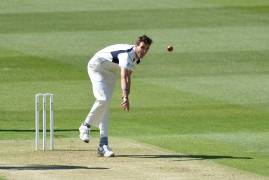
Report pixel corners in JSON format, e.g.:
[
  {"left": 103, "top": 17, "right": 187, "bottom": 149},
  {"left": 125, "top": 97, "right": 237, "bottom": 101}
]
[
  {"left": 79, "top": 124, "right": 90, "bottom": 143},
  {"left": 97, "top": 145, "right": 115, "bottom": 157}
]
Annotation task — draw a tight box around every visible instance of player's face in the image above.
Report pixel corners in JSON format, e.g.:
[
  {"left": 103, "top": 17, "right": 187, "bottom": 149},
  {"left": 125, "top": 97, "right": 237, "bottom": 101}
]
[{"left": 135, "top": 42, "right": 150, "bottom": 59}]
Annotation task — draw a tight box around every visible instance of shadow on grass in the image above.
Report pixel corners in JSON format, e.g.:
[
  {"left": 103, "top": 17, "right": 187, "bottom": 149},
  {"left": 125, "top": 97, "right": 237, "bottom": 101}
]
[
  {"left": 53, "top": 149, "right": 96, "bottom": 152},
  {"left": 116, "top": 154, "right": 252, "bottom": 161},
  {"left": 0, "top": 129, "right": 98, "bottom": 132},
  {"left": 0, "top": 164, "right": 109, "bottom": 170}
]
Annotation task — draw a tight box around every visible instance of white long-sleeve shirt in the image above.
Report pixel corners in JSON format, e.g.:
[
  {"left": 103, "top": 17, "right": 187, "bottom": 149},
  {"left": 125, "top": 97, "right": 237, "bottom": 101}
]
[{"left": 92, "top": 44, "right": 140, "bottom": 71}]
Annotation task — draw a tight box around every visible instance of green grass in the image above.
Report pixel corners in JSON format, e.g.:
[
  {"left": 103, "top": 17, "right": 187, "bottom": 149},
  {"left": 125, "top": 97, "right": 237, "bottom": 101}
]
[
  {"left": 1, "top": 6, "right": 269, "bottom": 34},
  {"left": 0, "top": 0, "right": 269, "bottom": 177}
]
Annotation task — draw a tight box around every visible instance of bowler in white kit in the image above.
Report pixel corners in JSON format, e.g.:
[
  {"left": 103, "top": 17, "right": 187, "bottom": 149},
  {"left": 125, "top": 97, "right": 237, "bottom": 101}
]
[{"left": 79, "top": 35, "right": 153, "bottom": 157}]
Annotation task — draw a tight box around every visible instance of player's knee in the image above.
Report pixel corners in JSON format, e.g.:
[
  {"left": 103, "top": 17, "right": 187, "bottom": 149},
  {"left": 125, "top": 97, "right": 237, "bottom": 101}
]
[{"left": 96, "top": 99, "right": 109, "bottom": 107}]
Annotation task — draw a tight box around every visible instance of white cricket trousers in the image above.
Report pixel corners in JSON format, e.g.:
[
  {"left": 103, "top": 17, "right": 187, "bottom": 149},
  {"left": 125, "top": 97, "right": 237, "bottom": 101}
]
[{"left": 84, "top": 56, "right": 118, "bottom": 138}]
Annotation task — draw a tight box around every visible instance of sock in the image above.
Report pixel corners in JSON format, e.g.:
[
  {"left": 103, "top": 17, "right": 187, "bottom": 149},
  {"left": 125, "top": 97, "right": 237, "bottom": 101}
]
[
  {"left": 83, "top": 122, "right": 91, "bottom": 128},
  {"left": 99, "top": 137, "right": 108, "bottom": 146}
]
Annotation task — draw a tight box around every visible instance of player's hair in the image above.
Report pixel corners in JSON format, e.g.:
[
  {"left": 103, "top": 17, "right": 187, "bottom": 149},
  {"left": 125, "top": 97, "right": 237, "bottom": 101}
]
[{"left": 135, "top": 35, "right": 153, "bottom": 46}]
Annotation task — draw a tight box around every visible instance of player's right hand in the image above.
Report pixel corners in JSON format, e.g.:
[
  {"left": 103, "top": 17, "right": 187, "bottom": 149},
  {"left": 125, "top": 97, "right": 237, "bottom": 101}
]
[{"left": 121, "top": 97, "right": 129, "bottom": 111}]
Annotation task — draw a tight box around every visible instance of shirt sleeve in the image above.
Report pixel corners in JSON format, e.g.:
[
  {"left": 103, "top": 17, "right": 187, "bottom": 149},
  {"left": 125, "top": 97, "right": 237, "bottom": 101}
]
[{"left": 118, "top": 53, "right": 135, "bottom": 71}]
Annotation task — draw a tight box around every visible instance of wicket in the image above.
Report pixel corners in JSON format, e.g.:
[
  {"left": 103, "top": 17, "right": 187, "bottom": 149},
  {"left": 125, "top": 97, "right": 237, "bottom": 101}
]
[{"left": 35, "top": 93, "right": 54, "bottom": 151}]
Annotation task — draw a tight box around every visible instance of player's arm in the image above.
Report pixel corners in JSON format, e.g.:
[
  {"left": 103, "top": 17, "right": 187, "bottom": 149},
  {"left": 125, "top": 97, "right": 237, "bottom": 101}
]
[{"left": 120, "top": 67, "right": 132, "bottom": 111}]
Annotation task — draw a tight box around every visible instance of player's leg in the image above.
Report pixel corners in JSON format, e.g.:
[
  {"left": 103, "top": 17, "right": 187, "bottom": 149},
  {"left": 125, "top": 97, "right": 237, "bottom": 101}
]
[
  {"left": 96, "top": 62, "right": 117, "bottom": 157},
  {"left": 79, "top": 98, "right": 109, "bottom": 143},
  {"left": 80, "top": 60, "right": 116, "bottom": 145},
  {"left": 79, "top": 61, "right": 109, "bottom": 143},
  {"left": 97, "top": 108, "right": 115, "bottom": 157}
]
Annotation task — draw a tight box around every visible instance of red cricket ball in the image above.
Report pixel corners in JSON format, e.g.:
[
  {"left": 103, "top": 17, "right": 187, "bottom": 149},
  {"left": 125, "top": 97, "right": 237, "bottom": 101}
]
[{"left": 167, "top": 45, "right": 173, "bottom": 52}]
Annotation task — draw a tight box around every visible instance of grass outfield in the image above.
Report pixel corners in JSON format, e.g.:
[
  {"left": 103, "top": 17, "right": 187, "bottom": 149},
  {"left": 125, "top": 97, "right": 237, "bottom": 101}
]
[{"left": 0, "top": 0, "right": 269, "bottom": 177}]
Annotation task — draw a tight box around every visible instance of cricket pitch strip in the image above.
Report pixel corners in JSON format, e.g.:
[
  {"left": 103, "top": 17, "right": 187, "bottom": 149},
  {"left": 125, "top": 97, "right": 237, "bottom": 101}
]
[{"left": 0, "top": 138, "right": 266, "bottom": 180}]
